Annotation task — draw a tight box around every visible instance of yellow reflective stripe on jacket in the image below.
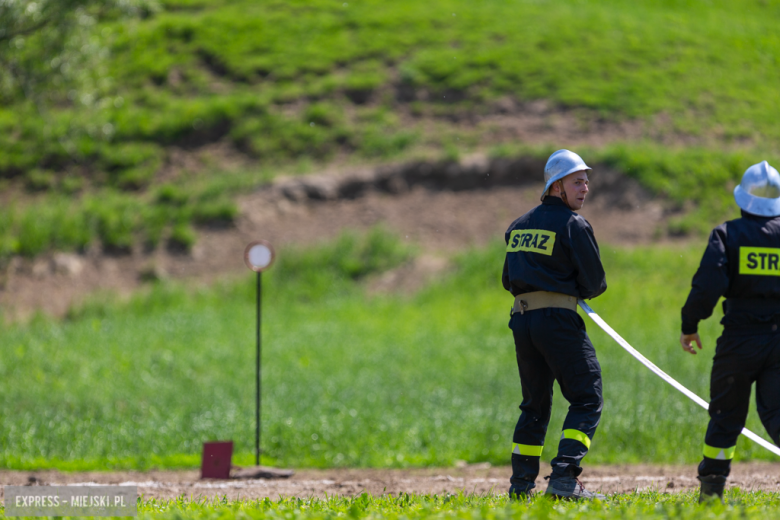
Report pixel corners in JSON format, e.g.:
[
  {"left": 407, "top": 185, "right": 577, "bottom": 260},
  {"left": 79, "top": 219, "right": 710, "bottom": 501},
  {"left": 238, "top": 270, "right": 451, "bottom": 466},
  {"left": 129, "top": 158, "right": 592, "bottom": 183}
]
[
  {"left": 512, "top": 443, "right": 543, "bottom": 457},
  {"left": 703, "top": 443, "right": 736, "bottom": 460},
  {"left": 561, "top": 429, "right": 591, "bottom": 449}
]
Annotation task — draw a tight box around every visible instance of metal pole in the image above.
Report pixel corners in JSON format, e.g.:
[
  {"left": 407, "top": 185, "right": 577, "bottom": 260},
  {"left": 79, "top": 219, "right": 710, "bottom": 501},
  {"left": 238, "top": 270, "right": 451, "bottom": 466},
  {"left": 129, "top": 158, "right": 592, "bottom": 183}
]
[{"left": 256, "top": 271, "right": 262, "bottom": 466}]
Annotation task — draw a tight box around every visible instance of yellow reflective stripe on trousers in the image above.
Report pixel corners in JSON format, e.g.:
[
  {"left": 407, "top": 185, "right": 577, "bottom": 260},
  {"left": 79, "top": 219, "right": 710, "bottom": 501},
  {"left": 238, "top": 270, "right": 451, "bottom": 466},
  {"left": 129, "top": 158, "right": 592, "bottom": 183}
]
[
  {"left": 512, "top": 443, "right": 543, "bottom": 457},
  {"left": 703, "top": 443, "right": 736, "bottom": 460},
  {"left": 561, "top": 429, "right": 591, "bottom": 449}
]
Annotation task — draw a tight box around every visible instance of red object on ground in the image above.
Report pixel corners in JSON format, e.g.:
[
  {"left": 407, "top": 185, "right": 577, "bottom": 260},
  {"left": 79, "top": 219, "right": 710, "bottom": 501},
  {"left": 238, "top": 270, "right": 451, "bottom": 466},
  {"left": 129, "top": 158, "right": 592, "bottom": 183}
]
[{"left": 201, "top": 441, "right": 233, "bottom": 479}]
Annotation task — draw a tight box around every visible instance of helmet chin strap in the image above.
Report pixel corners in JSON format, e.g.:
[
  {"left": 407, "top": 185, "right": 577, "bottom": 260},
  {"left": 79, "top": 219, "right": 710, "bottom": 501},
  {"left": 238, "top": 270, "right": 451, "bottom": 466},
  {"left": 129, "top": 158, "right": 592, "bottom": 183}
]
[{"left": 557, "top": 180, "right": 575, "bottom": 210}]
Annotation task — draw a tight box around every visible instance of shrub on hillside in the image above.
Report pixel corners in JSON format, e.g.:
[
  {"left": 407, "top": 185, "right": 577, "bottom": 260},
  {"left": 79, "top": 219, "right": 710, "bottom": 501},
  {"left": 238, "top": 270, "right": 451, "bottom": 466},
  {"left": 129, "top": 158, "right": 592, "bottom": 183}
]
[{"left": 274, "top": 227, "right": 415, "bottom": 298}]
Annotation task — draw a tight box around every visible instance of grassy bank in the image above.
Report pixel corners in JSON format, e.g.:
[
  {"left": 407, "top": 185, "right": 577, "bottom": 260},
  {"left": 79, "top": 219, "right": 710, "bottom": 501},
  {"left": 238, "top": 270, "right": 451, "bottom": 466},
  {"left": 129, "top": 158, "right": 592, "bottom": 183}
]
[
  {"left": 0, "top": 140, "right": 767, "bottom": 260},
  {"left": 6, "top": 0, "right": 780, "bottom": 178},
  {"left": 0, "top": 233, "right": 775, "bottom": 471},
  {"left": 3, "top": 0, "right": 779, "bottom": 257}
]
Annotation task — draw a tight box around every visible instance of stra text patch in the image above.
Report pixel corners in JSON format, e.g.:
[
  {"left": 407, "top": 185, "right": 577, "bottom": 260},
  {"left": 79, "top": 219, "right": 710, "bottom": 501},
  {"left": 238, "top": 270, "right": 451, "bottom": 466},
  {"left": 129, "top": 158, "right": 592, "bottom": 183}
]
[
  {"left": 507, "top": 230, "right": 556, "bottom": 256},
  {"left": 739, "top": 246, "right": 780, "bottom": 276}
]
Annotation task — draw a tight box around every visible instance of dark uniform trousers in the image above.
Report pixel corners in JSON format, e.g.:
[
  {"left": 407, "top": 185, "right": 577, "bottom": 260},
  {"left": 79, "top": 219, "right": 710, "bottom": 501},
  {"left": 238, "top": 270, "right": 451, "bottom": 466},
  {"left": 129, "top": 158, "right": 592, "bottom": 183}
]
[
  {"left": 509, "top": 307, "right": 603, "bottom": 487},
  {"left": 699, "top": 325, "right": 780, "bottom": 477}
]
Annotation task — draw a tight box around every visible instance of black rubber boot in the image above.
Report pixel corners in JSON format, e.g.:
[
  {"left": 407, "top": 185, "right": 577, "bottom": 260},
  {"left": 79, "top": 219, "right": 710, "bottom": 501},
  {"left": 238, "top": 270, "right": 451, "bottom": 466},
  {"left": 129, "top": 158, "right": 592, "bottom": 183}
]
[
  {"left": 697, "top": 475, "right": 727, "bottom": 504},
  {"left": 508, "top": 482, "right": 534, "bottom": 501},
  {"left": 508, "top": 454, "right": 538, "bottom": 500}
]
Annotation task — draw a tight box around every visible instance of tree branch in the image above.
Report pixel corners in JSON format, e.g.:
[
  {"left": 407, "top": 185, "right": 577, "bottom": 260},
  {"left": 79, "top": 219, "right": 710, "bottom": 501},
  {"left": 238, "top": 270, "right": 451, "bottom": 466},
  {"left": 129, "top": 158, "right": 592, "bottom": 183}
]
[{"left": 0, "top": 18, "right": 55, "bottom": 45}]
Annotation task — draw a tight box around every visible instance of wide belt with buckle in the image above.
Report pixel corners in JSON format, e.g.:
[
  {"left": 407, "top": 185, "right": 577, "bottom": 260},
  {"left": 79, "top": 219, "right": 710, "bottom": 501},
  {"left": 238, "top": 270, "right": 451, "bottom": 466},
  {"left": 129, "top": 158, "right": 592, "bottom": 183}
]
[{"left": 513, "top": 291, "right": 577, "bottom": 315}]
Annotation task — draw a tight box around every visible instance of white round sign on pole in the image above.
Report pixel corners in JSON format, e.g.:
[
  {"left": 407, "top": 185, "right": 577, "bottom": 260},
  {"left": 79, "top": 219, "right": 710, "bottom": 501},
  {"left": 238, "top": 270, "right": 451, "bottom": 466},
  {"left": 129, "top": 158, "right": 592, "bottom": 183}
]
[{"left": 244, "top": 241, "right": 275, "bottom": 272}]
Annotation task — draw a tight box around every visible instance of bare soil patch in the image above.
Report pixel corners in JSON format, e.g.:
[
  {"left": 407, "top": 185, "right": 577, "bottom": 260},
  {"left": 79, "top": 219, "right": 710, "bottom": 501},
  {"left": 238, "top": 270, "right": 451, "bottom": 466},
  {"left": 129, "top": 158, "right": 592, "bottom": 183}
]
[
  {"left": 2, "top": 462, "right": 779, "bottom": 501},
  {"left": 0, "top": 155, "right": 679, "bottom": 320}
]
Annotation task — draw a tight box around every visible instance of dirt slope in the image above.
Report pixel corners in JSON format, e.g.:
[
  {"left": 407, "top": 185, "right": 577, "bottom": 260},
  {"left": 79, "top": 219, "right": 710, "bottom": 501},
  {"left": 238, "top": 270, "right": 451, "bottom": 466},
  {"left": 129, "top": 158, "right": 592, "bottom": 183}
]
[{"left": 0, "top": 156, "right": 676, "bottom": 320}]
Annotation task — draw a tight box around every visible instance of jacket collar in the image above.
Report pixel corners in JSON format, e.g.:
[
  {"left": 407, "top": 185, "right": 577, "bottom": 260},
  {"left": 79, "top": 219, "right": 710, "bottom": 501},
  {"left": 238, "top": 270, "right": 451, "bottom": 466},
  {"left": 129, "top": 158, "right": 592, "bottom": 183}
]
[
  {"left": 741, "top": 209, "right": 779, "bottom": 220},
  {"left": 542, "top": 196, "right": 570, "bottom": 209}
]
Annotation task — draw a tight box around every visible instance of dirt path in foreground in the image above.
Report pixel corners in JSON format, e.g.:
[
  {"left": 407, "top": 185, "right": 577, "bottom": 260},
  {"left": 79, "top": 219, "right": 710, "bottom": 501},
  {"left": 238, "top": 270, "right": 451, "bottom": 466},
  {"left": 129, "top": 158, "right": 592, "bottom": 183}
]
[{"left": 2, "top": 463, "right": 779, "bottom": 500}]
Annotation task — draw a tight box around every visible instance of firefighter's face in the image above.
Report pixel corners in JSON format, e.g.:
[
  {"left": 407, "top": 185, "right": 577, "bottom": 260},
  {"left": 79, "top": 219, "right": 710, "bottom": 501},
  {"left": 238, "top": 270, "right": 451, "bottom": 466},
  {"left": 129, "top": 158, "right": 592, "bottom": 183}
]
[{"left": 557, "top": 171, "right": 590, "bottom": 210}]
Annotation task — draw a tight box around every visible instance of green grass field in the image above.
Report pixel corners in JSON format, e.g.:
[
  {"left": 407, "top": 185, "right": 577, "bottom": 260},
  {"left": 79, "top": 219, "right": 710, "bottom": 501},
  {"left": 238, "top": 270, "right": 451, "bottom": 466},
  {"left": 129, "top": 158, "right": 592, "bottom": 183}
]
[
  {"left": 131, "top": 491, "right": 780, "bottom": 520},
  {"left": 1, "top": 233, "right": 776, "bottom": 471},
  {"left": 4, "top": 490, "right": 778, "bottom": 519}
]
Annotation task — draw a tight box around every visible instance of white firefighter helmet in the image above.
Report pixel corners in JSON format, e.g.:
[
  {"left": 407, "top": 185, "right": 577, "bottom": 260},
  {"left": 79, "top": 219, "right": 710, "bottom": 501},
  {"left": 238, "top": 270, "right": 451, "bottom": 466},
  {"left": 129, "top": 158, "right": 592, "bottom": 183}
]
[
  {"left": 734, "top": 161, "right": 780, "bottom": 217},
  {"left": 541, "top": 149, "right": 591, "bottom": 201}
]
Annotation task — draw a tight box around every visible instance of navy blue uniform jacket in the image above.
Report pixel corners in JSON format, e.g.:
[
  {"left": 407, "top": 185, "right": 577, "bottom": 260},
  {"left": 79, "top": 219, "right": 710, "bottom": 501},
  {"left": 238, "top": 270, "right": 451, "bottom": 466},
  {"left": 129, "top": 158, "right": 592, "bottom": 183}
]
[
  {"left": 502, "top": 197, "right": 607, "bottom": 300},
  {"left": 682, "top": 211, "right": 780, "bottom": 334}
]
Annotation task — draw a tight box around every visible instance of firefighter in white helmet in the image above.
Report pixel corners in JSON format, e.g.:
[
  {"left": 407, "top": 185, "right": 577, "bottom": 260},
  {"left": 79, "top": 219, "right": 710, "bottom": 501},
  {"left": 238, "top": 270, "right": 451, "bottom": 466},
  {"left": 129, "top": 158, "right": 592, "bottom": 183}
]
[
  {"left": 502, "top": 149, "right": 607, "bottom": 500},
  {"left": 680, "top": 161, "right": 780, "bottom": 503}
]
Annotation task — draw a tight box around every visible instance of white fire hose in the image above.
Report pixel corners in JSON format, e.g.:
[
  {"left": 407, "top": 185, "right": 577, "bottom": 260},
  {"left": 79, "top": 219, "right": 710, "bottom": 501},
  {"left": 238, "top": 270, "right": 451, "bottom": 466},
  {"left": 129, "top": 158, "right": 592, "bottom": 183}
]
[{"left": 578, "top": 299, "right": 780, "bottom": 457}]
